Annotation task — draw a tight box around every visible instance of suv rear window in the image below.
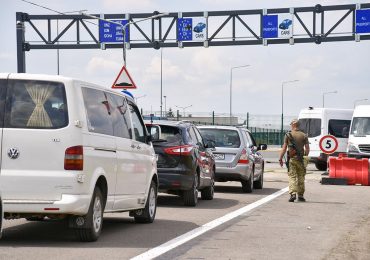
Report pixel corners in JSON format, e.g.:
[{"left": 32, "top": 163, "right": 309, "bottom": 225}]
[
  {"left": 5, "top": 80, "right": 68, "bottom": 129},
  {"left": 147, "top": 125, "right": 182, "bottom": 144},
  {"left": 199, "top": 129, "right": 241, "bottom": 148}
]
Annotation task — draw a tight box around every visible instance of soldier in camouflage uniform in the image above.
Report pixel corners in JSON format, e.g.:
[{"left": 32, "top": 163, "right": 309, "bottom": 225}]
[{"left": 279, "top": 119, "right": 310, "bottom": 202}]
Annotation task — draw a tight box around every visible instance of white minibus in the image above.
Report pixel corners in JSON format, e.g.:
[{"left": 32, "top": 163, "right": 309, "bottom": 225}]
[
  {"left": 0, "top": 73, "right": 158, "bottom": 241},
  {"left": 347, "top": 105, "right": 370, "bottom": 158}
]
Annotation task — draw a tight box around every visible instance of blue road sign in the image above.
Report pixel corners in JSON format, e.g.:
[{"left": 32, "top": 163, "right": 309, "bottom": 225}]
[
  {"left": 178, "top": 18, "right": 193, "bottom": 41},
  {"left": 262, "top": 15, "right": 278, "bottom": 38},
  {"left": 99, "top": 19, "right": 129, "bottom": 43},
  {"left": 356, "top": 9, "right": 370, "bottom": 34}
]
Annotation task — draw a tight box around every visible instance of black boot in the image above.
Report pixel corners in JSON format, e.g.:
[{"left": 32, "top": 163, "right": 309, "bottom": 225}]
[
  {"left": 289, "top": 194, "right": 296, "bottom": 202},
  {"left": 298, "top": 196, "right": 306, "bottom": 202}
]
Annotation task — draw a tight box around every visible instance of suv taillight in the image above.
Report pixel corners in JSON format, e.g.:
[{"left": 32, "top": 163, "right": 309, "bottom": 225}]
[
  {"left": 238, "top": 148, "right": 249, "bottom": 164},
  {"left": 64, "top": 146, "right": 83, "bottom": 170},
  {"left": 164, "top": 145, "right": 193, "bottom": 156}
]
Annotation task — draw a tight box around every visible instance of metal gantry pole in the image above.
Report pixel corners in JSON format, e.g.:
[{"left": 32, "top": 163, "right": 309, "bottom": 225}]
[{"left": 16, "top": 12, "right": 26, "bottom": 73}]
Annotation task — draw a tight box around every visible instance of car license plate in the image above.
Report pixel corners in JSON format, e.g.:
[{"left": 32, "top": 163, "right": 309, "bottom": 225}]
[{"left": 214, "top": 153, "right": 225, "bottom": 160}]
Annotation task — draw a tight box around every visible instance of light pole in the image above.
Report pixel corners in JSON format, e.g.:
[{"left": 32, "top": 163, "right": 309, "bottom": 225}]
[
  {"left": 230, "top": 65, "right": 250, "bottom": 125},
  {"left": 80, "top": 12, "right": 168, "bottom": 67},
  {"left": 163, "top": 95, "right": 167, "bottom": 117},
  {"left": 160, "top": 48, "right": 163, "bottom": 118},
  {"left": 322, "top": 90, "right": 338, "bottom": 108},
  {"left": 354, "top": 98, "right": 368, "bottom": 108},
  {"left": 176, "top": 105, "right": 192, "bottom": 118},
  {"left": 281, "top": 79, "right": 299, "bottom": 145}
]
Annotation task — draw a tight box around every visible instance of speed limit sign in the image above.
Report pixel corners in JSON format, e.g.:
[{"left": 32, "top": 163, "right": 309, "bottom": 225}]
[{"left": 319, "top": 135, "right": 339, "bottom": 154}]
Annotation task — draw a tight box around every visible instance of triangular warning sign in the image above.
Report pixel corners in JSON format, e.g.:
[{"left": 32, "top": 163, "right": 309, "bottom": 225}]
[{"left": 112, "top": 65, "right": 137, "bottom": 89}]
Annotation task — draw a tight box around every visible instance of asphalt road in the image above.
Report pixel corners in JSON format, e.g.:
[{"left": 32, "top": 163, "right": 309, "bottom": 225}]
[{"left": 1, "top": 161, "right": 370, "bottom": 260}]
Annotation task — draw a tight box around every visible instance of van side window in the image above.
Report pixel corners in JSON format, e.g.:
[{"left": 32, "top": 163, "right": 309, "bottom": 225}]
[
  {"left": 328, "top": 119, "right": 351, "bottom": 138},
  {"left": 5, "top": 80, "right": 68, "bottom": 129},
  {"left": 128, "top": 102, "right": 146, "bottom": 143},
  {"left": 82, "top": 87, "right": 113, "bottom": 136},
  {"left": 108, "top": 94, "right": 132, "bottom": 139}
]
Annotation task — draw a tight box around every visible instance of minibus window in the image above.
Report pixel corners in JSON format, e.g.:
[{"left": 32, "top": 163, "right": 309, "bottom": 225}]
[
  {"left": 328, "top": 119, "right": 351, "bottom": 138},
  {"left": 351, "top": 117, "right": 370, "bottom": 136},
  {"left": 108, "top": 93, "right": 132, "bottom": 139},
  {"left": 0, "top": 79, "right": 7, "bottom": 127},
  {"left": 5, "top": 80, "right": 68, "bottom": 129},
  {"left": 298, "top": 118, "right": 321, "bottom": 138},
  {"left": 82, "top": 88, "right": 113, "bottom": 136},
  {"left": 128, "top": 103, "right": 146, "bottom": 143}
]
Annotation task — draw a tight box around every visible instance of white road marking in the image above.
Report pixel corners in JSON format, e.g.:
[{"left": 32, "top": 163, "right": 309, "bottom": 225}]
[{"left": 131, "top": 186, "right": 289, "bottom": 260}]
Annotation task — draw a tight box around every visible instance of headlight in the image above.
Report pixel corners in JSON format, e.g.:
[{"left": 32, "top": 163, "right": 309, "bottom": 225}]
[{"left": 347, "top": 143, "right": 359, "bottom": 153}]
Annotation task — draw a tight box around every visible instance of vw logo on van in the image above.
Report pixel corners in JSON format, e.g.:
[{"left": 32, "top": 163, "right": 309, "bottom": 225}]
[{"left": 7, "top": 148, "right": 20, "bottom": 159}]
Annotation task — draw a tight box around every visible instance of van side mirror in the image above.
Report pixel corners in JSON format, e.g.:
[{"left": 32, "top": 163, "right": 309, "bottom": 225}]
[
  {"left": 148, "top": 125, "right": 161, "bottom": 141},
  {"left": 257, "top": 144, "right": 267, "bottom": 151}
]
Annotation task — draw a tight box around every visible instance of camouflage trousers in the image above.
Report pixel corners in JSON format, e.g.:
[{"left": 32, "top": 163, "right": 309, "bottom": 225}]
[{"left": 288, "top": 158, "right": 306, "bottom": 196}]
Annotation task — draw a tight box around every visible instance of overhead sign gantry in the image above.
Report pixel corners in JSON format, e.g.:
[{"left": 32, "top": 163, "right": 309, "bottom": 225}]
[{"left": 16, "top": 3, "right": 370, "bottom": 72}]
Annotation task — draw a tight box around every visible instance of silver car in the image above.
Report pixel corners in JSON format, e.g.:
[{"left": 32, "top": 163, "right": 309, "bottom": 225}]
[{"left": 198, "top": 126, "right": 267, "bottom": 193}]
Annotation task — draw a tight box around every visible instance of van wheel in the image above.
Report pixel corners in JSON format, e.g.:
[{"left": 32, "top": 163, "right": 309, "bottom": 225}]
[
  {"left": 254, "top": 171, "right": 264, "bottom": 189},
  {"left": 134, "top": 181, "right": 157, "bottom": 223},
  {"left": 76, "top": 187, "right": 103, "bottom": 242},
  {"left": 315, "top": 161, "right": 327, "bottom": 171},
  {"left": 241, "top": 171, "right": 254, "bottom": 193},
  {"left": 183, "top": 174, "right": 198, "bottom": 206}
]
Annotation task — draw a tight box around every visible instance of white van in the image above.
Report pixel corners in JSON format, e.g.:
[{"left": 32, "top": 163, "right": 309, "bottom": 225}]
[
  {"left": 0, "top": 73, "right": 158, "bottom": 241},
  {"left": 0, "top": 192, "right": 3, "bottom": 239},
  {"left": 347, "top": 105, "right": 370, "bottom": 158},
  {"left": 298, "top": 107, "right": 353, "bottom": 170}
]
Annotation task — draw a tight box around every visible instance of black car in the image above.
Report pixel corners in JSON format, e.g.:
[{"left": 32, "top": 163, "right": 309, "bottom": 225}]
[{"left": 146, "top": 121, "right": 215, "bottom": 206}]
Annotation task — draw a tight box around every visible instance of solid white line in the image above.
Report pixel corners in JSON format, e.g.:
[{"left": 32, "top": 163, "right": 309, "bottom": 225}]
[{"left": 130, "top": 186, "right": 289, "bottom": 260}]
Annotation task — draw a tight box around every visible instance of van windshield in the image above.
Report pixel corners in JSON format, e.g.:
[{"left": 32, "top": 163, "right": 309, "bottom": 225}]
[
  {"left": 350, "top": 117, "right": 370, "bottom": 136},
  {"left": 298, "top": 118, "right": 321, "bottom": 138},
  {"left": 5, "top": 80, "right": 68, "bottom": 129}
]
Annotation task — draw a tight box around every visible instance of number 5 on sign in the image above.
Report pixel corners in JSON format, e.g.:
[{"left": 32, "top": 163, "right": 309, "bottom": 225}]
[{"left": 319, "top": 135, "right": 339, "bottom": 154}]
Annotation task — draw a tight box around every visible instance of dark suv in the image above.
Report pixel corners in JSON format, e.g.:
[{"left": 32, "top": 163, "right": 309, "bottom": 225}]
[{"left": 146, "top": 121, "right": 215, "bottom": 206}]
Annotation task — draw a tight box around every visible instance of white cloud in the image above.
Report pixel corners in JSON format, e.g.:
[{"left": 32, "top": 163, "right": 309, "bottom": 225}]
[{"left": 86, "top": 56, "right": 122, "bottom": 75}]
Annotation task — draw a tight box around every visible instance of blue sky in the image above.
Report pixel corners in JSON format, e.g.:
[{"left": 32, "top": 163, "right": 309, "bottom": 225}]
[{"left": 1, "top": 0, "right": 369, "bottom": 121}]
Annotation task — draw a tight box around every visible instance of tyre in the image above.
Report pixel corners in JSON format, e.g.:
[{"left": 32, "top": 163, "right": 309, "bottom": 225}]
[
  {"left": 134, "top": 181, "right": 157, "bottom": 223},
  {"left": 201, "top": 176, "right": 214, "bottom": 200},
  {"left": 254, "top": 171, "right": 264, "bottom": 189},
  {"left": 241, "top": 171, "right": 254, "bottom": 193},
  {"left": 76, "top": 187, "right": 104, "bottom": 242},
  {"left": 315, "top": 161, "right": 327, "bottom": 171},
  {"left": 183, "top": 174, "right": 198, "bottom": 206}
]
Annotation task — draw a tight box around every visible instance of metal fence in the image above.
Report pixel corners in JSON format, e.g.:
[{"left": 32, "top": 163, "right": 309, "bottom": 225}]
[{"left": 143, "top": 111, "right": 293, "bottom": 145}]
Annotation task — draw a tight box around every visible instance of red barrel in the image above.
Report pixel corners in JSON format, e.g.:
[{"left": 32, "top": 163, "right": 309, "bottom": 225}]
[{"left": 328, "top": 156, "right": 370, "bottom": 186}]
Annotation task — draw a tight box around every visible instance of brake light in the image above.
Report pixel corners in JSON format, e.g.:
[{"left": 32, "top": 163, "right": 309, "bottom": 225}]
[
  {"left": 64, "top": 146, "right": 83, "bottom": 170},
  {"left": 164, "top": 145, "right": 193, "bottom": 156},
  {"left": 238, "top": 148, "right": 249, "bottom": 164}
]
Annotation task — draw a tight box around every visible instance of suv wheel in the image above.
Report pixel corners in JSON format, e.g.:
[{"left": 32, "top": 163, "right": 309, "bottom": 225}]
[
  {"left": 241, "top": 171, "right": 254, "bottom": 193},
  {"left": 315, "top": 161, "right": 327, "bottom": 171},
  {"left": 254, "top": 171, "right": 263, "bottom": 189},
  {"left": 183, "top": 174, "right": 198, "bottom": 206},
  {"left": 134, "top": 181, "right": 157, "bottom": 223},
  {"left": 76, "top": 187, "right": 103, "bottom": 242},
  {"left": 201, "top": 176, "right": 214, "bottom": 200}
]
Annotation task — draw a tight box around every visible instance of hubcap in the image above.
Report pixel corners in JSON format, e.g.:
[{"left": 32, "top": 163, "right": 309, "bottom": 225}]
[
  {"left": 148, "top": 186, "right": 156, "bottom": 217},
  {"left": 92, "top": 196, "right": 102, "bottom": 233}
]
